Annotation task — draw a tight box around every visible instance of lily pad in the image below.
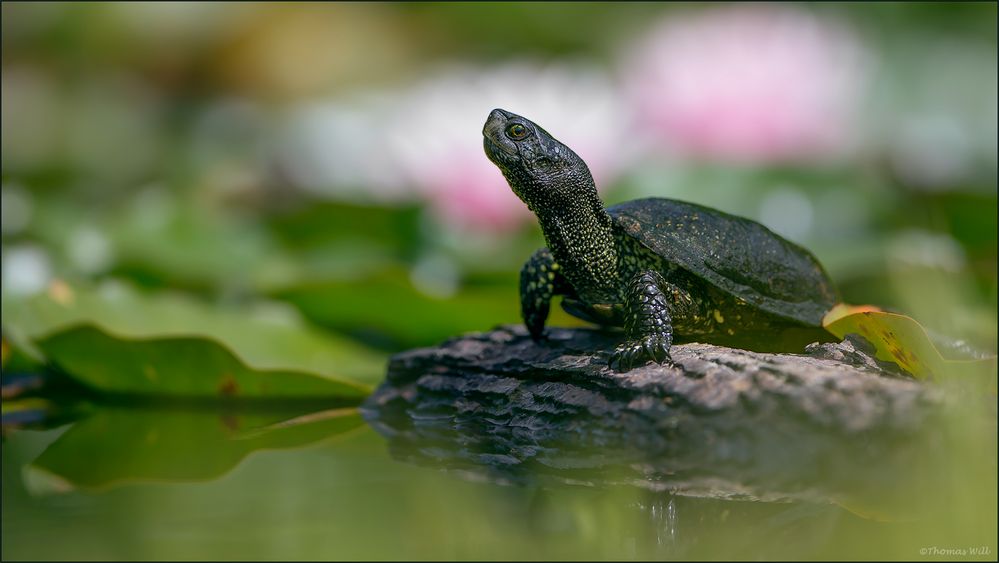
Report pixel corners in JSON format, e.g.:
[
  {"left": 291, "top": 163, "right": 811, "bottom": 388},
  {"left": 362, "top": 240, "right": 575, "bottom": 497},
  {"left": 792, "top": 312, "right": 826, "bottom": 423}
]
[
  {"left": 2, "top": 282, "right": 386, "bottom": 396},
  {"left": 274, "top": 270, "right": 583, "bottom": 349},
  {"left": 823, "top": 304, "right": 997, "bottom": 383},
  {"left": 26, "top": 406, "right": 365, "bottom": 491},
  {"left": 37, "top": 325, "right": 370, "bottom": 399}
]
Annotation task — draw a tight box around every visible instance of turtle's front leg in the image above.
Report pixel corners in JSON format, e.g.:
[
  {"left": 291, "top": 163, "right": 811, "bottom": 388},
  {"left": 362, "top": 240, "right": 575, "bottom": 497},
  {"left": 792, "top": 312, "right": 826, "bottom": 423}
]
[
  {"left": 610, "top": 270, "right": 694, "bottom": 371},
  {"left": 520, "top": 247, "right": 571, "bottom": 341}
]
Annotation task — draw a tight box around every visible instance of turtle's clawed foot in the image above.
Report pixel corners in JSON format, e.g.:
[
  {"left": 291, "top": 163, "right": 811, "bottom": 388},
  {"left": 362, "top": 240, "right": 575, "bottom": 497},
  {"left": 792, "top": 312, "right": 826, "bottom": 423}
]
[{"left": 609, "top": 335, "right": 673, "bottom": 372}]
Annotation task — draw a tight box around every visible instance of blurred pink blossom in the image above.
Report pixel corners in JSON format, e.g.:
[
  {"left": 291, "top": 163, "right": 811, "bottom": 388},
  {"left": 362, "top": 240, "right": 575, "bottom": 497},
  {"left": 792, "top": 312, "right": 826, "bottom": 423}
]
[
  {"left": 384, "top": 63, "right": 630, "bottom": 233},
  {"left": 622, "top": 6, "right": 867, "bottom": 164}
]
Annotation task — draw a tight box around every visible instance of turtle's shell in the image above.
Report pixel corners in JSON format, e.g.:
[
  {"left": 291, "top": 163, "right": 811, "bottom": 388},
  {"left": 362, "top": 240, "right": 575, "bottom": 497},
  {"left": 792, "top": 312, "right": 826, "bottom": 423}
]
[{"left": 609, "top": 198, "right": 838, "bottom": 326}]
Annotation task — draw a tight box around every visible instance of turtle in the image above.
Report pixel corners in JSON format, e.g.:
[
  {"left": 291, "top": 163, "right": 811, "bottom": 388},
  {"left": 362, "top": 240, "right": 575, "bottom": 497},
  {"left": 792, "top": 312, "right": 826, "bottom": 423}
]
[{"left": 482, "top": 108, "right": 839, "bottom": 371}]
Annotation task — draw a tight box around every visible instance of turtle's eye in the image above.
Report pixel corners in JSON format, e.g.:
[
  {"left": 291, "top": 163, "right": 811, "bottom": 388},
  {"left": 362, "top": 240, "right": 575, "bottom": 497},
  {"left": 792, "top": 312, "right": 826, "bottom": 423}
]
[{"left": 506, "top": 123, "right": 528, "bottom": 140}]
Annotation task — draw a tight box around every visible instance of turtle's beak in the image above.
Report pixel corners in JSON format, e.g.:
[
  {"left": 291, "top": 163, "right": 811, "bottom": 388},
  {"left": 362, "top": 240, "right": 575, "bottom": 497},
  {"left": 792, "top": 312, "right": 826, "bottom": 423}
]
[
  {"left": 482, "top": 109, "right": 518, "bottom": 157},
  {"left": 488, "top": 108, "right": 515, "bottom": 121}
]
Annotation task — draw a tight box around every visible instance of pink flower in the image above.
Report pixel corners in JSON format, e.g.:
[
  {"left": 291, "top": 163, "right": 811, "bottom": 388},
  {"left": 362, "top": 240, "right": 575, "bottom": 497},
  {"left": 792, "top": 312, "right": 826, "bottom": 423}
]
[
  {"left": 384, "top": 63, "right": 629, "bottom": 233},
  {"left": 622, "top": 5, "right": 866, "bottom": 164},
  {"left": 278, "top": 63, "right": 629, "bottom": 234}
]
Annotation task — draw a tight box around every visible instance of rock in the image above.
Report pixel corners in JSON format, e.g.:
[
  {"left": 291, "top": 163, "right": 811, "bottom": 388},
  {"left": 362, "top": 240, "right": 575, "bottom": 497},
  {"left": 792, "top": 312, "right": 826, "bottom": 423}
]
[{"left": 361, "top": 325, "right": 950, "bottom": 503}]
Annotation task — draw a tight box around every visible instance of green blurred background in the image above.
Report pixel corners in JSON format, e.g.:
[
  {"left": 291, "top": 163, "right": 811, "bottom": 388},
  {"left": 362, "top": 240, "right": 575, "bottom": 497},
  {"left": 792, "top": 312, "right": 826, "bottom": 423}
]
[
  {"left": 1, "top": 3, "right": 996, "bottom": 560},
  {"left": 2, "top": 1, "right": 996, "bottom": 351}
]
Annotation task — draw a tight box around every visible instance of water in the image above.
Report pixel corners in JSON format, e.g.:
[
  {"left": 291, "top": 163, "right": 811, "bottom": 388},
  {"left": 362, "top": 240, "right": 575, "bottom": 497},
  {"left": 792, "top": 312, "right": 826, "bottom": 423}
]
[{"left": 3, "top": 400, "right": 995, "bottom": 560}]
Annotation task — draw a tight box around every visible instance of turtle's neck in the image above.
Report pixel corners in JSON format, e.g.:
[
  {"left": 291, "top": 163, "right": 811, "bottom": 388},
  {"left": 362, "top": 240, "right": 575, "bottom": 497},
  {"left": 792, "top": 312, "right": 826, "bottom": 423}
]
[{"left": 535, "top": 190, "right": 620, "bottom": 303}]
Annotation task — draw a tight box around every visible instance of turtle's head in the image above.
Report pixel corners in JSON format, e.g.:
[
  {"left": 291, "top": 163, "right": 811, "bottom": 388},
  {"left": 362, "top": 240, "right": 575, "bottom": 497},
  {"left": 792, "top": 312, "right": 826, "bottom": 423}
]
[{"left": 483, "top": 109, "right": 596, "bottom": 211}]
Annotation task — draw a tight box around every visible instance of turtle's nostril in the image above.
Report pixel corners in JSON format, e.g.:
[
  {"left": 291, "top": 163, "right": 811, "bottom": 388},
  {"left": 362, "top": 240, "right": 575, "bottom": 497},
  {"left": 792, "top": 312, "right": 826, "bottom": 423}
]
[
  {"left": 483, "top": 110, "right": 509, "bottom": 138},
  {"left": 490, "top": 108, "right": 515, "bottom": 120}
]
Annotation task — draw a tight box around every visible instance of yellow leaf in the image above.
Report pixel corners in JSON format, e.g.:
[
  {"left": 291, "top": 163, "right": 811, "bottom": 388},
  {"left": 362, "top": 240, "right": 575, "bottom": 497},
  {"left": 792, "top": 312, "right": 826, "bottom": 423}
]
[{"left": 823, "top": 306, "right": 996, "bottom": 387}]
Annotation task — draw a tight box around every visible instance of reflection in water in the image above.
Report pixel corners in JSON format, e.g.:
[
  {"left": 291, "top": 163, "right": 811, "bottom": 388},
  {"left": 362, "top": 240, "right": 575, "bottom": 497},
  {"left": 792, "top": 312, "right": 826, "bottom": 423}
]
[
  {"left": 11, "top": 402, "right": 364, "bottom": 491},
  {"left": 1, "top": 383, "right": 995, "bottom": 560},
  {"left": 649, "top": 494, "right": 678, "bottom": 548},
  {"left": 360, "top": 357, "right": 997, "bottom": 558},
  {"left": 360, "top": 360, "right": 940, "bottom": 505}
]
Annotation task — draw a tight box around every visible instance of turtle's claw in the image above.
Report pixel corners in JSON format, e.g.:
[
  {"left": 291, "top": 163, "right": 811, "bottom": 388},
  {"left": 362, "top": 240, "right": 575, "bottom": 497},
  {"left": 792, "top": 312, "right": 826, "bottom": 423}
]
[{"left": 610, "top": 335, "right": 673, "bottom": 372}]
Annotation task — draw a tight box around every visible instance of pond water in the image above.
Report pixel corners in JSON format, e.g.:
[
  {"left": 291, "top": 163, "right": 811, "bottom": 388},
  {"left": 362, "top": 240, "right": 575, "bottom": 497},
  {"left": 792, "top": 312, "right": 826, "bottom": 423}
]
[{"left": 2, "top": 399, "right": 996, "bottom": 561}]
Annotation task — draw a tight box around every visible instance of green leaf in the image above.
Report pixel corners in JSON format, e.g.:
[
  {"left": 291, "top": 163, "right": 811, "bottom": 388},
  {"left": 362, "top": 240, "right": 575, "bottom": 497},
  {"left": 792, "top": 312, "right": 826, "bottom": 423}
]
[
  {"left": 2, "top": 282, "right": 387, "bottom": 395},
  {"left": 26, "top": 406, "right": 365, "bottom": 491},
  {"left": 37, "top": 325, "right": 370, "bottom": 399},
  {"left": 275, "top": 270, "right": 591, "bottom": 349},
  {"left": 823, "top": 304, "right": 997, "bottom": 384},
  {"left": 1, "top": 335, "right": 44, "bottom": 374},
  {"left": 274, "top": 272, "right": 522, "bottom": 348},
  {"left": 267, "top": 201, "right": 422, "bottom": 257}
]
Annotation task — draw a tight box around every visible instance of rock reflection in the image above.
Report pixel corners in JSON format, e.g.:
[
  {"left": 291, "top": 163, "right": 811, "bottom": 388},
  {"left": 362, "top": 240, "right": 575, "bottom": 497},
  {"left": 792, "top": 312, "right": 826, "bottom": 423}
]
[{"left": 360, "top": 326, "right": 972, "bottom": 514}]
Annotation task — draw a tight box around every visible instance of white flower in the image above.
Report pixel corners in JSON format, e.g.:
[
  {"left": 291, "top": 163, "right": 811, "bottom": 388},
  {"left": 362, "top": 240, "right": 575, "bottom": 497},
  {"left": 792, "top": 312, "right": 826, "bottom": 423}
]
[
  {"left": 384, "top": 62, "right": 630, "bottom": 232},
  {"left": 277, "top": 62, "right": 630, "bottom": 233},
  {"left": 276, "top": 93, "right": 410, "bottom": 202}
]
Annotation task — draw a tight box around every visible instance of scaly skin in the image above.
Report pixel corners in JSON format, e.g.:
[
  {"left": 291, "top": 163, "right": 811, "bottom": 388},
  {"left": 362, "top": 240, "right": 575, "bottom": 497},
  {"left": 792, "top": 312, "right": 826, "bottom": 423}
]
[
  {"left": 613, "top": 270, "right": 673, "bottom": 371},
  {"left": 520, "top": 247, "right": 572, "bottom": 340},
  {"left": 483, "top": 108, "right": 682, "bottom": 370},
  {"left": 482, "top": 108, "right": 825, "bottom": 370}
]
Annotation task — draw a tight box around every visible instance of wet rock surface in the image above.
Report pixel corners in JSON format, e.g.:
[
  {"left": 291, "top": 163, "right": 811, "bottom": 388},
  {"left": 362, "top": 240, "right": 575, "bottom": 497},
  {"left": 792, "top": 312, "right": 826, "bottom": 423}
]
[{"left": 362, "top": 325, "right": 947, "bottom": 502}]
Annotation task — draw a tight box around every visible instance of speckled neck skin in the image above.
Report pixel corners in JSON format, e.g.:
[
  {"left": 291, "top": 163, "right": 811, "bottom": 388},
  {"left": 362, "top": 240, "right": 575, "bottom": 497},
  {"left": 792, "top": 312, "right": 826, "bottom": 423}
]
[
  {"left": 483, "top": 109, "right": 620, "bottom": 303},
  {"left": 533, "top": 182, "right": 620, "bottom": 304}
]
